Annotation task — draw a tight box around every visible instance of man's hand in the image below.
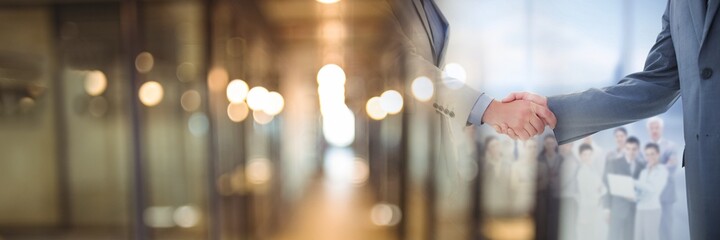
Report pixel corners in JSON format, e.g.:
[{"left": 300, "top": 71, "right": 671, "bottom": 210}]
[
  {"left": 502, "top": 92, "right": 549, "bottom": 107},
  {"left": 482, "top": 99, "right": 556, "bottom": 140},
  {"left": 489, "top": 91, "right": 556, "bottom": 139}
]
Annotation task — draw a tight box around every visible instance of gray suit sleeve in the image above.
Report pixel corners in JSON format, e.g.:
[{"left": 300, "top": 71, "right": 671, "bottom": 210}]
[{"left": 548, "top": 3, "right": 681, "bottom": 145}]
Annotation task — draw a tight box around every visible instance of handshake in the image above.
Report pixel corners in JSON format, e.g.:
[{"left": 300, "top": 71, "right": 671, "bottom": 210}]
[
  {"left": 483, "top": 92, "right": 557, "bottom": 140},
  {"left": 434, "top": 77, "right": 557, "bottom": 141}
]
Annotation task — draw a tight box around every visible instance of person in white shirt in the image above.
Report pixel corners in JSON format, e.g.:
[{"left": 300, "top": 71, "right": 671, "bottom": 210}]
[
  {"left": 481, "top": 136, "right": 514, "bottom": 216},
  {"left": 634, "top": 143, "right": 669, "bottom": 240},
  {"left": 645, "top": 117, "right": 678, "bottom": 240},
  {"left": 510, "top": 138, "right": 539, "bottom": 215},
  {"left": 576, "top": 143, "right": 607, "bottom": 240},
  {"left": 558, "top": 142, "right": 579, "bottom": 240}
]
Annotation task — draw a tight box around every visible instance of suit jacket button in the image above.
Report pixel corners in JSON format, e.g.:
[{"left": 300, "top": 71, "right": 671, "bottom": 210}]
[
  {"left": 449, "top": 111, "right": 455, "bottom": 118},
  {"left": 433, "top": 103, "right": 439, "bottom": 109},
  {"left": 443, "top": 109, "right": 450, "bottom": 115},
  {"left": 701, "top": 68, "right": 713, "bottom": 79}
]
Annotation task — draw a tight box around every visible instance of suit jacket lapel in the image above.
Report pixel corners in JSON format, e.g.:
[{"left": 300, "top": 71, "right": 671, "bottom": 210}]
[
  {"left": 701, "top": 0, "right": 720, "bottom": 47},
  {"left": 689, "top": 0, "right": 707, "bottom": 44},
  {"left": 412, "top": 0, "right": 434, "bottom": 52}
]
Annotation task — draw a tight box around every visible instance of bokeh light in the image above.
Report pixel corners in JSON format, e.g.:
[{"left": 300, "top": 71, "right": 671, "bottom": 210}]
[
  {"left": 411, "top": 76, "right": 434, "bottom": 102},
  {"left": 443, "top": 62, "right": 467, "bottom": 82},
  {"left": 226, "top": 79, "right": 249, "bottom": 103},
  {"left": 173, "top": 205, "right": 200, "bottom": 228},
  {"left": 246, "top": 158, "right": 272, "bottom": 185},
  {"left": 135, "top": 52, "right": 154, "bottom": 73},
  {"left": 227, "top": 102, "right": 249, "bottom": 122},
  {"left": 230, "top": 167, "right": 247, "bottom": 194},
  {"left": 317, "top": 64, "right": 346, "bottom": 86},
  {"left": 188, "top": 112, "right": 209, "bottom": 137},
  {"left": 352, "top": 159, "right": 369, "bottom": 185},
  {"left": 370, "top": 203, "right": 402, "bottom": 226},
  {"left": 246, "top": 86, "right": 269, "bottom": 111},
  {"left": 139, "top": 81, "right": 164, "bottom": 107},
  {"left": 144, "top": 206, "right": 174, "bottom": 228},
  {"left": 365, "top": 97, "right": 387, "bottom": 120},
  {"left": 323, "top": 147, "right": 355, "bottom": 184},
  {"left": 208, "top": 67, "right": 229, "bottom": 92},
  {"left": 253, "top": 110, "right": 274, "bottom": 125},
  {"left": 318, "top": 85, "right": 346, "bottom": 110},
  {"left": 317, "top": 0, "right": 340, "bottom": 4},
  {"left": 442, "top": 63, "right": 467, "bottom": 89},
  {"left": 18, "top": 97, "right": 35, "bottom": 114},
  {"left": 380, "top": 90, "right": 403, "bottom": 114},
  {"left": 180, "top": 90, "right": 201, "bottom": 112},
  {"left": 176, "top": 62, "right": 197, "bottom": 82},
  {"left": 263, "top": 91, "right": 285, "bottom": 116},
  {"left": 322, "top": 105, "right": 355, "bottom": 147},
  {"left": 84, "top": 70, "right": 107, "bottom": 96}
]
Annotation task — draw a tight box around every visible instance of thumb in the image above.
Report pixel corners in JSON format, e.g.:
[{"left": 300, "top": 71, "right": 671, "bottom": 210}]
[
  {"left": 533, "top": 103, "right": 557, "bottom": 129},
  {"left": 523, "top": 93, "right": 548, "bottom": 106},
  {"left": 501, "top": 92, "right": 525, "bottom": 103}
]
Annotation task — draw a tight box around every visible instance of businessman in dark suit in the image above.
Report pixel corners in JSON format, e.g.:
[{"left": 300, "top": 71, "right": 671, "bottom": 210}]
[{"left": 603, "top": 137, "right": 646, "bottom": 240}]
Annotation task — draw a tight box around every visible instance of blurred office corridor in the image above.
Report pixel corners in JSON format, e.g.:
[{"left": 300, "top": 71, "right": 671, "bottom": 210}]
[
  {"left": 0, "top": 0, "right": 691, "bottom": 240},
  {"left": 270, "top": 178, "right": 395, "bottom": 240}
]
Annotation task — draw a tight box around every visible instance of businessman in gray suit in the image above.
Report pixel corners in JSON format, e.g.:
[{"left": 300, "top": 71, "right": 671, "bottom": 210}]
[
  {"left": 603, "top": 137, "right": 646, "bottom": 240},
  {"left": 489, "top": 0, "right": 720, "bottom": 239}
]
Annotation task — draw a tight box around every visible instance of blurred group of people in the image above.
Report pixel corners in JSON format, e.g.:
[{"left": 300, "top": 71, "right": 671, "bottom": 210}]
[{"left": 479, "top": 117, "right": 686, "bottom": 240}]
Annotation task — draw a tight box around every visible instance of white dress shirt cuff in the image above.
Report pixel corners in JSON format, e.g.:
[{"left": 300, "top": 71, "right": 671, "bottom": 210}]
[{"left": 468, "top": 93, "right": 494, "bottom": 126}]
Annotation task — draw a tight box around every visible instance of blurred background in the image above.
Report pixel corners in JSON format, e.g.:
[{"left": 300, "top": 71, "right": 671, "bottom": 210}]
[{"left": 0, "top": 0, "right": 689, "bottom": 240}]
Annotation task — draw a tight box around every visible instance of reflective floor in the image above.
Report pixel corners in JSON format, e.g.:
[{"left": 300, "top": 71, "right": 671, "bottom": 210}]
[{"left": 271, "top": 178, "right": 395, "bottom": 240}]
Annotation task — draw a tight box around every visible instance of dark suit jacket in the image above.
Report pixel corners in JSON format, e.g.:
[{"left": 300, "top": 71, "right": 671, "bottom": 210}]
[{"left": 603, "top": 157, "right": 646, "bottom": 219}]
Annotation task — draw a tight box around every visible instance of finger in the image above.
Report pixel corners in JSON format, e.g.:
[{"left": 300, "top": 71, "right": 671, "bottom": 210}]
[
  {"left": 523, "top": 123, "right": 538, "bottom": 139},
  {"left": 501, "top": 92, "right": 525, "bottom": 103},
  {"left": 507, "top": 128, "right": 519, "bottom": 140},
  {"left": 500, "top": 123, "right": 509, "bottom": 134},
  {"left": 517, "top": 127, "right": 531, "bottom": 141},
  {"left": 534, "top": 104, "right": 557, "bottom": 128},
  {"left": 523, "top": 93, "right": 548, "bottom": 106},
  {"left": 528, "top": 104, "right": 545, "bottom": 133},
  {"left": 528, "top": 115, "right": 545, "bottom": 135}
]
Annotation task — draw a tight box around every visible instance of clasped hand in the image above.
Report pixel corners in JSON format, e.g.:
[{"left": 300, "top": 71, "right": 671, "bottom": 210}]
[{"left": 483, "top": 92, "right": 556, "bottom": 140}]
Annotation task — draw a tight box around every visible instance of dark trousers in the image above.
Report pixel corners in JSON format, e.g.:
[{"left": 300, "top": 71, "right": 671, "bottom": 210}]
[
  {"left": 609, "top": 213, "right": 634, "bottom": 240},
  {"left": 534, "top": 193, "right": 560, "bottom": 240}
]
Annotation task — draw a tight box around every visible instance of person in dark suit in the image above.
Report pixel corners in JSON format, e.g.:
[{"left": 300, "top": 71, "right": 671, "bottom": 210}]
[
  {"left": 535, "top": 135, "right": 562, "bottom": 240},
  {"left": 604, "top": 136, "right": 646, "bottom": 240}
]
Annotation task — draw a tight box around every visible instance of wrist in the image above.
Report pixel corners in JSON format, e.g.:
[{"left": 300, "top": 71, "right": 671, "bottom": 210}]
[{"left": 481, "top": 100, "right": 501, "bottom": 124}]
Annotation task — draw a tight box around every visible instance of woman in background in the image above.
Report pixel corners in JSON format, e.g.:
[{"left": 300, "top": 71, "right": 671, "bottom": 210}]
[
  {"left": 510, "top": 138, "right": 539, "bottom": 215},
  {"left": 576, "top": 143, "right": 607, "bottom": 240},
  {"left": 481, "top": 136, "right": 514, "bottom": 216},
  {"left": 634, "top": 143, "right": 668, "bottom": 240}
]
